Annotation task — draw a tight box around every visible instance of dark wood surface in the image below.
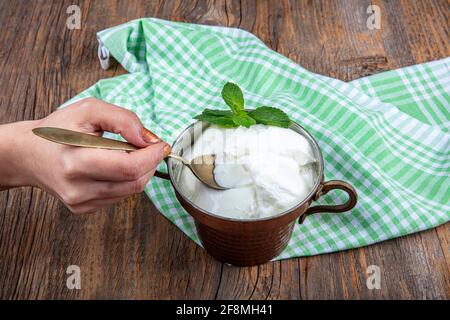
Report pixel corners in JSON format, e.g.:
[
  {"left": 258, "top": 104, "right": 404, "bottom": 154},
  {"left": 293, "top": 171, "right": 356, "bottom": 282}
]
[{"left": 0, "top": 0, "right": 449, "bottom": 299}]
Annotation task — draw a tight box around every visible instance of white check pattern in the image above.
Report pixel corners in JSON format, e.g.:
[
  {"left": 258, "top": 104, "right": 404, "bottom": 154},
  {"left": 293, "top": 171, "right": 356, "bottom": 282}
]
[{"left": 63, "top": 18, "right": 449, "bottom": 258}]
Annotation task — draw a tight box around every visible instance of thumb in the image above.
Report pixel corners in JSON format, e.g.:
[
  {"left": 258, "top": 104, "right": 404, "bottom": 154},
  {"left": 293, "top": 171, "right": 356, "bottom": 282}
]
[{"left": 82, "top": 98, "right": 162, "bottom": 148}]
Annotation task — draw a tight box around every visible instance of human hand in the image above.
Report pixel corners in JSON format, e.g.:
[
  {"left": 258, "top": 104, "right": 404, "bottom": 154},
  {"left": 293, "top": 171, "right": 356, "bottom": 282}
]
[{"left": 0, "top": 98, "right": 171, "bottom": 214}]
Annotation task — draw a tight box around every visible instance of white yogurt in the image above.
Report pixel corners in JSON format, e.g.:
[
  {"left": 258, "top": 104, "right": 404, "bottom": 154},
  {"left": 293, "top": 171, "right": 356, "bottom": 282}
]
[{"left": 178, "top": 124, "right": 317, "bottom": 219}]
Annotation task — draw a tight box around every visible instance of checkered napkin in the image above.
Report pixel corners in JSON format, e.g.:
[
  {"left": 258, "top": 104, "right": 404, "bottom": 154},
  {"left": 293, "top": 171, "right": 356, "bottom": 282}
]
[{"left": 64, "top": 18, "right": 449, "bottom": 258}]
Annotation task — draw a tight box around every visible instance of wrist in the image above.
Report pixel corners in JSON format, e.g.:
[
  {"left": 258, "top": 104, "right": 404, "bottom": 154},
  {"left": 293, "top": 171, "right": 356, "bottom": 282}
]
[{"left": 0, "top": 120, "right": 40, "bottom": 190}]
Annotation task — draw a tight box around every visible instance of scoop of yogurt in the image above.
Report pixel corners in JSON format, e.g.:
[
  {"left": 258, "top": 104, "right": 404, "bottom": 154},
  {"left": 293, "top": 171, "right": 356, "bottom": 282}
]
[{"left": 178, "top": 124, "right": 316, "bottom": 219}]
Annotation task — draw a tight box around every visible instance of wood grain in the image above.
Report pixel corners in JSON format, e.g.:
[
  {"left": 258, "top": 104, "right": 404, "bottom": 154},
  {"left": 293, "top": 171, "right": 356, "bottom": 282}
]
[{"left": 0, "top": 0, "right": 448, "bottom": 299}]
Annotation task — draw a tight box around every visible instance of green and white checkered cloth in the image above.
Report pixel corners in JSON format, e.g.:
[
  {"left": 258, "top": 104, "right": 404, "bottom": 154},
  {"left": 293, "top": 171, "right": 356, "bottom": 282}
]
[{"left": 64, "top": 18, "right": 449, "bottom": 258}]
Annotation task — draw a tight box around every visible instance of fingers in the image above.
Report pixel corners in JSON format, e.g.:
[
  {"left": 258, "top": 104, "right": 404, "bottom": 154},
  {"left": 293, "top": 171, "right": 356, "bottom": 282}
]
[
  {"left": 74, "top": 98, "right": 162, "bottom": 148},
  {"left": 141, "top": 127, "right": 163, "bottom": 144},
  {"left": 66, "top": 172, "right": 154, "bottom": 205},
  {"left": 47, "top": 98, "right": 174, "bottom": 214},
  {"left": 67, "top": 195, "right": 131, "bottom": 214},
  {"left": 64, "top": 142, "right": 169, "bottom": 181}
]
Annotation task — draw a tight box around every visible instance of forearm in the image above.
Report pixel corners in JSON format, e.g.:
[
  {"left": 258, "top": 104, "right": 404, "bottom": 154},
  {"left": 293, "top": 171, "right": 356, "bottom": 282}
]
[{"left": 0, "top": 120, "right": 38, "bottom": 190}]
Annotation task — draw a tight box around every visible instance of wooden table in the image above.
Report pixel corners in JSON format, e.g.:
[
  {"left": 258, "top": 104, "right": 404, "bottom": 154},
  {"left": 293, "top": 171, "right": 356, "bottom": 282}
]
[{"left": 0, "top": 0, "right": 448, "bottom": 300}]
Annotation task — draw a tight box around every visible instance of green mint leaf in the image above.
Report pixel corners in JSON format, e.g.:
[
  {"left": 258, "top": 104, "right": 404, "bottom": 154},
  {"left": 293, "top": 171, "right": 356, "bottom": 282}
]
[
  {"left": 232, "top": 112, "right": 257, "bottom": 128},
  {"left": 200, "top": 109, "right": 234, "bottom": 117},
  {"left": 221, "top": 82, "right": 244, "bottom": 114},
  {"left": 193, "top": 109, "right": 238, "bottom": 128},
  {"left": 195, "top": 115, "right": 238, "bottom": 128},
  {"left": 248, "top": 106, "right": 291, "bottom": 128}
]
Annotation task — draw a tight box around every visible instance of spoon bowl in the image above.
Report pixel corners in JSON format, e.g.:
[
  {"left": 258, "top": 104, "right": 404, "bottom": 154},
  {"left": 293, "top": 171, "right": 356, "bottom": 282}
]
[{"left": 164, "top": 153, "right": 226, "bottom": 190}]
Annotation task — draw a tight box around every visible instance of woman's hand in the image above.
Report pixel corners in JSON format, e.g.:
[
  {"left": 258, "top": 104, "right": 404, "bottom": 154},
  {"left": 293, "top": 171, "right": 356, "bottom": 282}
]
[{"left": 0, "top": 98, "right": 171, "bottom": 214}]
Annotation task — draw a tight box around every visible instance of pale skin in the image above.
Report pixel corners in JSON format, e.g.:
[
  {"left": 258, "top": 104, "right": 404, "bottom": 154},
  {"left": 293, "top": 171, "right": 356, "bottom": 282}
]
[{"left": 0, "top": 98, "right": 171, "bottom": 214}]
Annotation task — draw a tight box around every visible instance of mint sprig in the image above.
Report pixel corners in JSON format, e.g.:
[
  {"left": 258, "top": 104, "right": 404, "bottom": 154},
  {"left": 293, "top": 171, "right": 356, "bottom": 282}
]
[
  {"left": 193, "top": 109, "right": 237, "bottom": 128},
  {"left": 221, "top": 82, "right": 244, "bottom": 114},
  {"left": 232, "top": 112, "right": 256, "bottom": 128},
  {"left": 194, "top": 82, "right": 291, "bottom": 128},
  {"left": 248, "top": 106, "right": 291, "bottom": 128}
]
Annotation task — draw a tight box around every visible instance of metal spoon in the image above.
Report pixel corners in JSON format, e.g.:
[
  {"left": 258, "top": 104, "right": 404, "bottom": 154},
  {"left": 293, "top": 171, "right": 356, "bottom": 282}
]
[{"left": 32, "top": 127, "right": 227, "bottom": 190}]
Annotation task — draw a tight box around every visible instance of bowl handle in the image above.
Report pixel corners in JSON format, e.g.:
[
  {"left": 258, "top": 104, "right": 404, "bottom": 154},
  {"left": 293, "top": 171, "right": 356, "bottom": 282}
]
[
  {"left": 299, "top": 180, "right": 357, "bottom": 224},
  {"left": 154, "top": 158, "right": 171, "bottom": 180},
  {"left": 154, "top": 170, "right": 170, "bottom": 180}
]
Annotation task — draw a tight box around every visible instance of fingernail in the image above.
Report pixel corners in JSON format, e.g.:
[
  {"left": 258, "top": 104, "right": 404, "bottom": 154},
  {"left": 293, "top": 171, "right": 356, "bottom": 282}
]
[
  {"left": 163, "top": 143, "right": 172, "bottom": 157},
  {"left": 141, "top": 127, "right": 162, "bottom": 143}
]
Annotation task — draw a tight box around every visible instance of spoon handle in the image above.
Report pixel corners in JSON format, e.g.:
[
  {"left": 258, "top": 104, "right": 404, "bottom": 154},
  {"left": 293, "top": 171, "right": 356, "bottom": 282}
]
[
  {"left": 167, "top": 153, "right": 190, "bottom": 165},
  {"left": 33, "top": 127, "right": 140, "bottom": 151},
  {"left": 32, "top": 127, "right": 191, "bottom": 165}
]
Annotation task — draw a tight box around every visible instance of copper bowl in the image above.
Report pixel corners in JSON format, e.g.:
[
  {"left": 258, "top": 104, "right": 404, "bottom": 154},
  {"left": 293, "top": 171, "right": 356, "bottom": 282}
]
[{"left": 154, "top": 121, "right": 357, "bottom": 266}]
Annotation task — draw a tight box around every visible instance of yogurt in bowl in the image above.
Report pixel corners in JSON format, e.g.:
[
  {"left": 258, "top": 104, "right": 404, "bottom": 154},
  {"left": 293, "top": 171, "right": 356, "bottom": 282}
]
[{"left": 178, "top": 124, "right": 317, "bottom": 219}]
